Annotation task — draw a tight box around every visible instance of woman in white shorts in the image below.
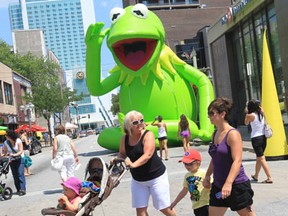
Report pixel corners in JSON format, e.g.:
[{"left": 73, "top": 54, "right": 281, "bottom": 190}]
[{"left": 116, "top": 110, "right": 176, "bottom": 216}]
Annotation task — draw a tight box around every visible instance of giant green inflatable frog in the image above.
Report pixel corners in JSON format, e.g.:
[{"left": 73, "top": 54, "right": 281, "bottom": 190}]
[{"left": 86, "top": 4, "right": 214, "bottom": 151}]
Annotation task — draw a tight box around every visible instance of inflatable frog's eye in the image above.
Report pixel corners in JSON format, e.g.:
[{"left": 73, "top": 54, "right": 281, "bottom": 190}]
[
  {"left": 131, "top": 3, "right": 148, "bottom": 19},
  {"left": 110, "top": 7, "right": 125, "bottom": 24}
]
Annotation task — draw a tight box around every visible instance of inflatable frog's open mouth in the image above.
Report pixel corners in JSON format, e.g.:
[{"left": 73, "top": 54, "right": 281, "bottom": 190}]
[{"left": 112, "top": 38, "right": 157, "bottom": 71}]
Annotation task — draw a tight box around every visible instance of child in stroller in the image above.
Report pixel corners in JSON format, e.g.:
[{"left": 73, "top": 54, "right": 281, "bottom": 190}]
[
  {"left": 0, "top": 156, "right": 13, "bottom": 200},
  {"left": 41, "top": 156, "right": 127, "bottom": 216},
  {"left": 58, "top": 177, "right": 83, "bottom": 213}
]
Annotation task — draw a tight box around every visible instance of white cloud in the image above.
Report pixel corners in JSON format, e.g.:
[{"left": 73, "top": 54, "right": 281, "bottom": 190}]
[{"left": 0, "top": 0, "right": 18, "bottom": 8}]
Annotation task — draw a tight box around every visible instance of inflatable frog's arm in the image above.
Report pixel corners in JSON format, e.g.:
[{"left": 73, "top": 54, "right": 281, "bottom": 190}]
[
  {"left": 177, "top": 64, "right": 215, "bottom": 140},
  {"left": 85, "top": 22, "right": 121, "bottom": 96}
]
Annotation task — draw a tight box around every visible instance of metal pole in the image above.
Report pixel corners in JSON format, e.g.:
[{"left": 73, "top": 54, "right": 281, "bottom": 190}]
[{"left": 28, "top": 108, "right": 32, "bottom": 132}]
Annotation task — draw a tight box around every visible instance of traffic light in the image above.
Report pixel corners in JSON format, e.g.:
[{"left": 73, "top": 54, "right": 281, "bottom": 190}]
[{"left": 88, "top": 114, "right": 90, "bottom": 119}]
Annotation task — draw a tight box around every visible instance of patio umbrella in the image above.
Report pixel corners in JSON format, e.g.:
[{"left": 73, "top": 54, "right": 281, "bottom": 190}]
[
  {"left": 15, "top": 125, "right": 30, "bottom": 133},
  {"left": 65, "top": 122, "right": 78, "bottom": 129},
  {"left": 15, "top": 124, "right": 47, "bottom": 133},
  {"left": 31, "top": 124, "right": 47, "bottom": 132}
]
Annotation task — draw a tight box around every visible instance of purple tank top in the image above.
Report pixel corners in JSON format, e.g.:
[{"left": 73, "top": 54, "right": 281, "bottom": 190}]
[{"left": 208, "top": 129, "right": 249, "bottom": 188}]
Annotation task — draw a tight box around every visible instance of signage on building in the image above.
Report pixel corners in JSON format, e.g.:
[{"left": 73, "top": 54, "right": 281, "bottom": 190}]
[
  {"left": 76, "top": 71, "right": 85, "bottom": 80},
  {"left": 221, "top": 0, "right": 252, "bottom": 25}
]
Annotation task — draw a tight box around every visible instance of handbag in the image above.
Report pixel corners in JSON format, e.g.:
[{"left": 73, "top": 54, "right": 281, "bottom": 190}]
[
  {"left": 264, "top": 116, "right": 273, "bottom": 138},
  {"left": 24, "top": 155, "right": 32, "bottom": 168},
  {"left": 51, "top": 155, "right": 63, "bottom": 171},
  {"left": 51, "top": 139, "right": 68, "bottom": 171}
]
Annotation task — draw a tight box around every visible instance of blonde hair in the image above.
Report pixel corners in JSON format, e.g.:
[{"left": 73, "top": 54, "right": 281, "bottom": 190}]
[{"left": 124, "top": 110, "right": 144, "bottom": 136}]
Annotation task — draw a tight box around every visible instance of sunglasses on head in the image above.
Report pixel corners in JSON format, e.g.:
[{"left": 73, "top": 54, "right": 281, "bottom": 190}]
[
  {"left": 208, "top": 110, "right": 218, "bottom": 117},
  {"left": 131, "top": 119, "right": 144, "bottom": 126}
]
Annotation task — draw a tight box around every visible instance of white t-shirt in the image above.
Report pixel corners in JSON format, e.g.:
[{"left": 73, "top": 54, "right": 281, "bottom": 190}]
[{"left": 4, "top": 138, "right": 24, "bottom": 158}]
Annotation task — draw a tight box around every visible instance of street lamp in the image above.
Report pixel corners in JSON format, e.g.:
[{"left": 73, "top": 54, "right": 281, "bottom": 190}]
[{"left": 19, "top": 102, "right": 35, "bottom": 132}]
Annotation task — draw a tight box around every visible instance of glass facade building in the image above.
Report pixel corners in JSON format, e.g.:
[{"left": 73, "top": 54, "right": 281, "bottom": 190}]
[
  {"left": 9, "top": 0, "right": 96, "bottom": 117},
  {"left": 9, "top": 0, "right": 94, "bottom": 71}
]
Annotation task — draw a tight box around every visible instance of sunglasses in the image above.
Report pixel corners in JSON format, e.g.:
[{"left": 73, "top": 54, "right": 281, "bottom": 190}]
[
  {"left": 208, "top": 110, "right": 218, "bottom": 117},
  {"left": 183, "top": 161, "right": 197, "bottom": 166},
  {"left": 131, "top": 119, "right": 144, "bottom": 126}
]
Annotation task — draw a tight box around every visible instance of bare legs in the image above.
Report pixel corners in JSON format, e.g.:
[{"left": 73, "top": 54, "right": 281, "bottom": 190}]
[
  {"left": 159, "top": 141, "right": 163, "bottom": 159},
  {"left": 136, "top": 207, "right": 176, "bottom": 216},
  {"left": 136, "top": 207, "right": 149, "bottom": 216},
  {"left": 159, "top": 139, "right": 168, "bottom": 160},
  {"left": 163, "top": 139, "right": 168, "bottom": 160},
  {"left": 182, "top": 137, "right": 190, "bottom": 152},
  {"left": 24, "top": 167, "right": 32, "bottom": 176},
  {"left": 252, "top": 155, "right": 272, "bottom": 182}
]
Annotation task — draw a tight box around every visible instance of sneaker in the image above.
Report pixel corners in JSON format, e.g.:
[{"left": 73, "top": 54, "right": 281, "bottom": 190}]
[{"left": 18, "top": 190, "right": 26, "bottom": 196}]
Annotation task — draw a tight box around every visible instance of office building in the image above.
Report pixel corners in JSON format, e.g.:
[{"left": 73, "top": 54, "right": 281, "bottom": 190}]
[
  {"left": 9, "top": 0, "right": 94, "bottom": 71},
  {"left": 8, "top": 0, "right": 106, "bottom": 127}
]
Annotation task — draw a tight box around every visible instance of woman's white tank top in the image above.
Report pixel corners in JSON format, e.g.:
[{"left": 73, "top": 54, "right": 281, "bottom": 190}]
[{"left": 250, "top": 113, "right": 265, "bottom": 138}]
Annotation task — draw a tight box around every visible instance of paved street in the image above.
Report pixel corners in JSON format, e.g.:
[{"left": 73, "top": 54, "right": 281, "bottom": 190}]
[{"left": 1, "top": 135, "right": 288, "bottom": 215}]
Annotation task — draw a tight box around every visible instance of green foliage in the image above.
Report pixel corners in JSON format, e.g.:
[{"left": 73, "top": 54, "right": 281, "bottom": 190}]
[
  {"left": 0, "top": 39, "right": 84, "bottom": 118},
  {"left": 110, "top": 93, "right": 120, "bottom": 115}
]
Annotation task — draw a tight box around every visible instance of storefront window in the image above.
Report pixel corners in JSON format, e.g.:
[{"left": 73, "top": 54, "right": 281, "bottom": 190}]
[
  {"left": 229, "top": 2, "right": 285, "bottom": 124},
  {"left": 267, "top": 5, "right": 285, "bottom": 121},
  {"left": 242, "top": 20, "right": 260, "bottom": 100}
]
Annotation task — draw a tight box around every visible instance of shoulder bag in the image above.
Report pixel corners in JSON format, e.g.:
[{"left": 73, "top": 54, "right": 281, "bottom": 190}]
[
  {"left": 263, "top": 115, "right": 273, "bottom": 138},
  {"left": 51, "top": 138, "right": 66, "bottom": 171},
  {"left": 51, "top": 154, "right": 63, "bottom": 171}
]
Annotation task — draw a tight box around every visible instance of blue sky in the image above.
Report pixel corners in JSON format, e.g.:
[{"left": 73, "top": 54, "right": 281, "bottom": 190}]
[{"left": 0, "top": 0, "right": 123, "bottom": 69}]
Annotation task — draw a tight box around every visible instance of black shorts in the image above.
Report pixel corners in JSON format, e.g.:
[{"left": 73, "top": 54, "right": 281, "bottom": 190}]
[
  {"left": 251, "top": 135, "right": 267, "bottom": 157},
  {"left": 158, "top": 136, "right": 167, "bottom": 141},
  {"left": 194, "top": 205, "right": 209, "bottom": 216},
  {"left": 210, "top": 181, "right": 254, "bottom": 211}
]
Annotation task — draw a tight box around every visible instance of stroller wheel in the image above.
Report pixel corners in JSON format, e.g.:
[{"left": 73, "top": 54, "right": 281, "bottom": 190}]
[{"left": 2, "top": 187, "right": 13, "bottom": 200}]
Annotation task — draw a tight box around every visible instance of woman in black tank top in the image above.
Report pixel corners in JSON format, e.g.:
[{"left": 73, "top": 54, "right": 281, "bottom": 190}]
[{"left": 115, "top": 110, "right": 176, "bottom": 216}]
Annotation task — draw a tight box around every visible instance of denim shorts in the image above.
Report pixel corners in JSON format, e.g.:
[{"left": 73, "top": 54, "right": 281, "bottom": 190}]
[{"left": 210, "top": 181, "right": 254, "bottom": 211}]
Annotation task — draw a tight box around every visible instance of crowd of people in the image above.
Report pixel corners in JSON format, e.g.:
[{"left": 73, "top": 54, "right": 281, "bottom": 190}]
[
  {"left": 1, "top": 96, "right": 273, "bottom": 216},
  {"left": 107, "top": 97, "right": 262, "bottom": 216},
  {"left": 0, "top": 124, "right": 80, "bottom": 198}
]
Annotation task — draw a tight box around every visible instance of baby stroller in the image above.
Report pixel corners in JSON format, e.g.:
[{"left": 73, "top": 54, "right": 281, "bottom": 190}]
[
  {"left": 41, "top": 156, "right": 128, "bottom": 216},
  {"left": 0, "top": 156, "right": 13, "bottom": 200}
]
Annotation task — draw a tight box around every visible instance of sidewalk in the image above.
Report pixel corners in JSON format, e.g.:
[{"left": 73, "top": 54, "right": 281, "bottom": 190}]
[{"left": 92, "top": 140, "right": 286, "bottom": 216}]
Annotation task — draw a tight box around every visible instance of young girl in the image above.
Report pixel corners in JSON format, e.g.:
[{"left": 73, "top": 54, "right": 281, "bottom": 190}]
[
  {"left": 178, "top": 114, "right": 191, "bottom": 152},
  {"left": 58, "top": 177, "right": 82, "bottom": 212}
]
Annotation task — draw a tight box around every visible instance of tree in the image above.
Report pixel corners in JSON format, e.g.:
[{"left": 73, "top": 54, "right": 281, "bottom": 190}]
[
  {"left": 0, "top": 40, "right": 84, "bottom": 144},
  {"left": 110, "top": 93, "right": 120, "bottom": 116}
]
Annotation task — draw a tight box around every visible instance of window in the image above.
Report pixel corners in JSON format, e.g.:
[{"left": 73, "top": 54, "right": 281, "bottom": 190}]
[
  {"left": 0, "top": 81, "right": 3, "bottom": 103},
  {"left": 4, "top": 82, "right": 13, "bottom": 105}
]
